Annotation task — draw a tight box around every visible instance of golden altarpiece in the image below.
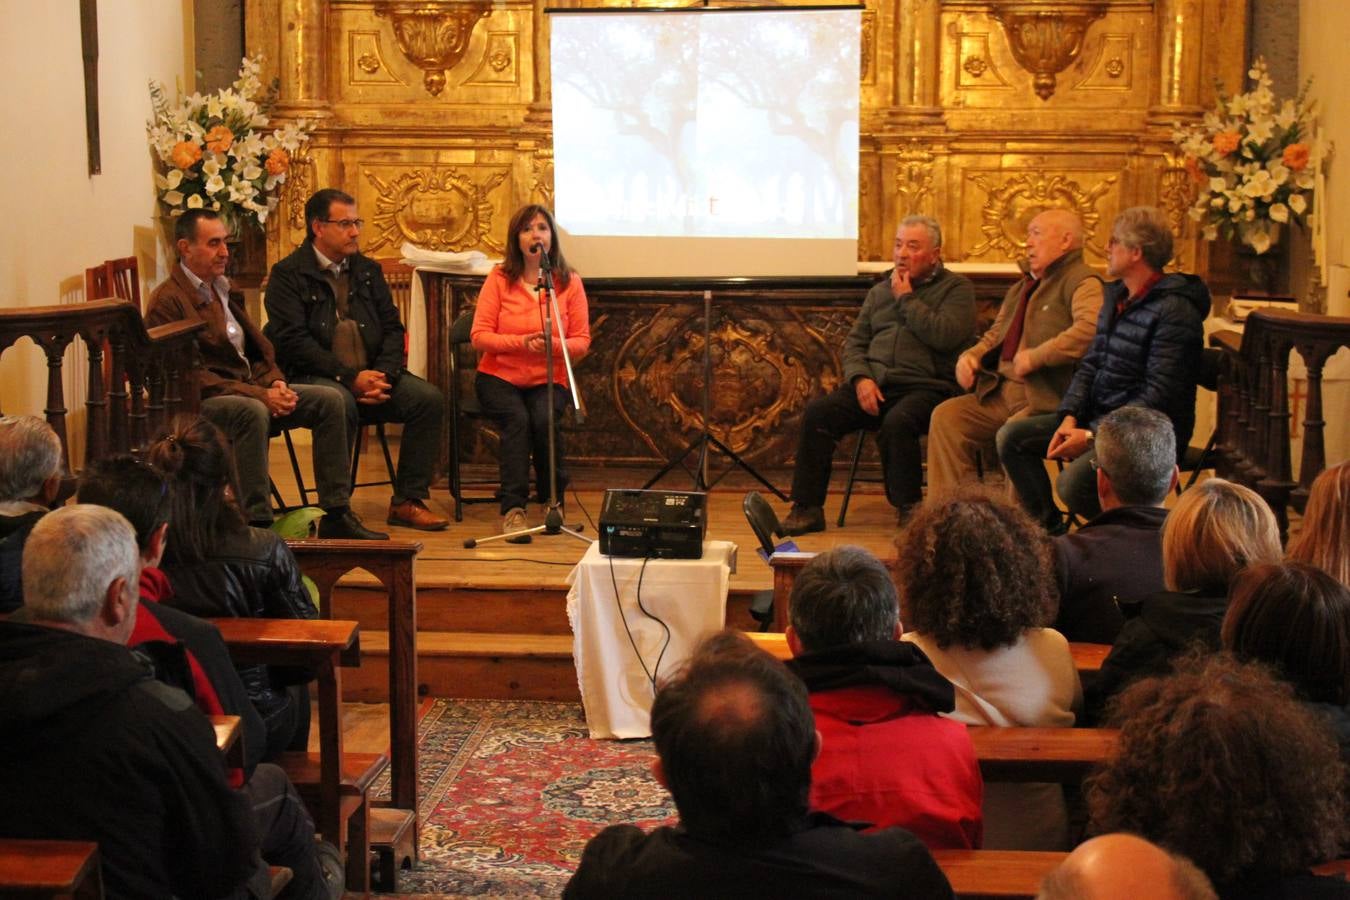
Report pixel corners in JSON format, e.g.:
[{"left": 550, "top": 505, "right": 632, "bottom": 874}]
[{"left": 245, "top": 0, "right": 1247, "bottom": 470}]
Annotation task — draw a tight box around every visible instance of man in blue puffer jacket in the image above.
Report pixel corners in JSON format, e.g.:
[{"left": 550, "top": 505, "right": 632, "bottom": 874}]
[{"left": 998, "top": 207, "right": 1210, "bottom": 532}]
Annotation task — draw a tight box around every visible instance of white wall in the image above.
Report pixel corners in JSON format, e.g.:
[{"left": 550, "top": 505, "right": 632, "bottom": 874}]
[
  {"left": 1300, "top": 0, "right": 1350, "bottom": 316},
  {"left": 0, "top": 2, "right": 192, "bottom": 443}
]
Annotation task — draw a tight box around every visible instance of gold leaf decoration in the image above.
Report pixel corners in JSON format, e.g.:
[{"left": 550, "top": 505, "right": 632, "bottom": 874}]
[{"left": 362, "top": 167, "right": 509, "bottom": 253}]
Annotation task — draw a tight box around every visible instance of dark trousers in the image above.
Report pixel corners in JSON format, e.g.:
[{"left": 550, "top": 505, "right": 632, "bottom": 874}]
[
  {"left": 292, "top": 373, "right": 445, "bottom": 504},
  {"left": 244, "top": 762, "right": 331, "bottom": 900},
  {"left": 995, "top": 412, "right": 1105, "bottom": 528},
  {"left": 790, "top": 384, "right": 946, "bottom": 510},
  {"left": 475, "top": 372, "right": 572, "bottom": 514}
]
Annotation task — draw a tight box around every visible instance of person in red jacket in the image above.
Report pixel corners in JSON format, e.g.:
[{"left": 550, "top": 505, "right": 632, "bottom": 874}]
[
  {"left": 784, "top": 546, "right": 984, "bottom": 850},
  {"left": 471, "top": 204, "right": 591, "bottom": 540}
]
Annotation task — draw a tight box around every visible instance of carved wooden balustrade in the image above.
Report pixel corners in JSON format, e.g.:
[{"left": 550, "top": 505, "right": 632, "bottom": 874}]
[
  {"left": 0, "top": 299, "right": 203, "bottom": 472},
  {"left": 1211, "top": 309, "right": 1350, "bottom": 534}
]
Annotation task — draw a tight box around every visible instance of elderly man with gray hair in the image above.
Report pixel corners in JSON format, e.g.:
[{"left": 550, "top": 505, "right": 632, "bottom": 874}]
[
  {"left": 0, "top": 414, "right": 64, "bottom": 611},
  {"left": 783, "top": 215, "right": 977, "bottom": 534},
  {"left": 998, "top": 206, "right": 1209, "bottom": 533},
  {"left": 1052, "top": 406, "right": 1178, "bottom": 644},
  {"left": 0, "top": 505, "right": 343, "bottom": 899}
]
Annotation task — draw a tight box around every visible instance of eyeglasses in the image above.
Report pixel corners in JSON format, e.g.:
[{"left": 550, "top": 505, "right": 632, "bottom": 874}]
[
  {"left": 1090, "top": 458, "right": 1109, "bottom": 477},
  {"left": 322, "top": 218, "right": 364, "bottom": 230}
]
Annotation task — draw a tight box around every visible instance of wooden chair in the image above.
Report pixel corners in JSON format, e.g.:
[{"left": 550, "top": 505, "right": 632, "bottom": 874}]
[
  {"left": 448, "top": 310, "right": 499, "bottom": 520},
  {"left": 285, "top": 538, "right": 423, "bottom": 891},
  {"left": 0, "top": 839, "right": 103, "bottom": 899},
  {"left": 209, "top": 617, "right": 382, "bottom": 892}
]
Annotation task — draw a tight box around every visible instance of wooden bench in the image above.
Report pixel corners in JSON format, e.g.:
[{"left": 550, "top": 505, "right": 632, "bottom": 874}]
[
  {"left": 210, "top": 617, "right": 380, "bottom": 892},
  {"left": 744, "top": 631, "right": 1109, "bottom": 677},
  {"left": 967, "top": 727, "right": 1118, "bottom": 783},
  {"left": 0, "top": 839, "right": 102, "bottom": 899},
  {"left": 209, "top": 714, "right": 243, "bottom": 769},
  {"left": 932, "top": 849, "right": 1065, "bottom": 899},
  {"left": 286, "top": 538, "right": 422, "bottom": 890}
]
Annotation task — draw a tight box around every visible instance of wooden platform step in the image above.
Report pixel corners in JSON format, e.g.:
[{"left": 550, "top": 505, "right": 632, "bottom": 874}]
[
  {"left": 369, "top": 807, "right": 417, "bottom": 892},
  {"left": 345, "top": 632, "right": 579, "bottom": 702}
]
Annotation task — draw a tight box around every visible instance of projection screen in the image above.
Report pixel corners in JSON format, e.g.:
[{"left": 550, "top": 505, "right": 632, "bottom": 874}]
[{"left": 549, "top": 5, "right": 861, "bottom": 278}]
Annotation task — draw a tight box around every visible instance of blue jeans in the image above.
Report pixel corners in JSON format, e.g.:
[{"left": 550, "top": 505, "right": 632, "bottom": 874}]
[{"left": 996, "top": 413, "right": 1102, "bottom": 526}]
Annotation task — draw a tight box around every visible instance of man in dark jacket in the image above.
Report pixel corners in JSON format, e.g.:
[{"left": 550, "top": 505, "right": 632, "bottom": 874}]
[
  {"left": 146, "top": 208, "right": 385, "bottom": 539},
  {"left": 999, "top": 206, "right": 1209, "bottom": 531},
  {"left": 565, "top": 630, "right": 955, "bottom": 899},
  {"left": 1053, "top": 406, "right": 1177, "bottom": 644},
  {"left": 783, "top": 546, "right": 983, "bottom": 850},
  {"left": 0, "top": 505, "right": 340, "bottom": 900},
  {"left": 263, "top": 188, "right": 448, "bottom": 531},
  {"left": 783, "top": 215, "right": 976, "bottom": 534},
  {"left": 0, "top": 415, "right": 62, "bottom": 612}
]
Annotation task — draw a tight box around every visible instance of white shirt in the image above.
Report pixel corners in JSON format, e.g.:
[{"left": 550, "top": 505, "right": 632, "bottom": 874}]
[{"left": 180, "top": 263, "right": 246, "bottom": 362}]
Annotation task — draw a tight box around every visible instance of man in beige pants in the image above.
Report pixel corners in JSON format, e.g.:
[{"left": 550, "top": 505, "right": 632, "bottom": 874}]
[{"left": 926, "top": 208, "right": 1103, "bottom": 496}]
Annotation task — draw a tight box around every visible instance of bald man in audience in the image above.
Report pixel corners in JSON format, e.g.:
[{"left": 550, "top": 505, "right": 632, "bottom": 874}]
[
  {"left": 1038, "top": 834, "right": 1217, "bottom": 900},
  {"left": 566, "top": 630, "right": 955, "bottom": 899},
  {"left": 927, "top": 208, "right": 1103, "bottom": 495}
]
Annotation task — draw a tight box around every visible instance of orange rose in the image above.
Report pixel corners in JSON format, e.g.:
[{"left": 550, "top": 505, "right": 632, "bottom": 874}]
[
  {"left": 169, "top": 140, "right": 202, "bottom": 169},
  {"left": 205, "top": 125, "right": 234, "bottom": 154},
  {"left": 265, "top": 147, "right": 290, "bottom": 176},
  {"left": 1184, "top": 156, "right": 1207, "bottom": 184},
  {"left": 1212, "top": 131, "right": 1241, "bottom": 156},
  {"left": 1282, "top": 143, "right": 1310, "bottom": 171}
]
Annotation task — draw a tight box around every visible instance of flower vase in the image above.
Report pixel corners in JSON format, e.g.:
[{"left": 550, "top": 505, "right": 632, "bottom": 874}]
[
  {"left": 225, "top": 219, "right": 268, "bottom": 291},
  {"left": 1232, "top": 226, "right": 1288, "bottom": 297}
]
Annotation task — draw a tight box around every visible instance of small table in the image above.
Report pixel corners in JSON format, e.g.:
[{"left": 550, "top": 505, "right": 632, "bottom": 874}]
[{"left": 567, "top": 540, "right": 736, "bottom": 739}]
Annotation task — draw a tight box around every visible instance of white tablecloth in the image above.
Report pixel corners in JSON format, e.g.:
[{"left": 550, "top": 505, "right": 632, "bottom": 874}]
[{"left": 566, "top": 541, "right": 736, "bottom": 739}]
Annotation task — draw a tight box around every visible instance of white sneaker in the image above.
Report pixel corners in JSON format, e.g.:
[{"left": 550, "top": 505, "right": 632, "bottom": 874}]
[{"left": 503, "top": 507, "right": 532, "bottom": 543}]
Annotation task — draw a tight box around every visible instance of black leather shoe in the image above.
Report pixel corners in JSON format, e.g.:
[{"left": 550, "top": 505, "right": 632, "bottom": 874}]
[
  {"left": 318, "top": 508, "right": 389, "bottom": 541},
  {"left": 781, "top": 504, "right": 826, "bottom": 536}
]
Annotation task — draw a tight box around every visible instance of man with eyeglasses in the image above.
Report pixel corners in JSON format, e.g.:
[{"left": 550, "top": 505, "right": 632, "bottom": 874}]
[
  {"left": 147, "top": 208, "right": 386, "bottom": 540},
  {"left": 263, "top": 189, "right": 449, "bottom": 531}
]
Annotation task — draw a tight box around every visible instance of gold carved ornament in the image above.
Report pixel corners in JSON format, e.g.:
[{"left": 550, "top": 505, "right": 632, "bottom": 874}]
[
  {"left": 283, "top": 149, "right": 317, "bottom": 235},
  {"left": 374, "top": 1, "right": 494, "bottom": 97},
  {"left": 530, "top": 147, "right": 554, "bottom": 209},
  {"left": 990, "top": 2, "right": 1106, "bottom": 101},
  {"left": 894, "top": 143, "right": 935, "bottom": 216},
  {"left": 967, "top": 171, "right": 1116, "bottom": 260},
  {"left": 362, "top": 168, "right": 509, "bottom": 254},
  {"left": 614, "top": 317, "right": 812, "bottom": 457}
]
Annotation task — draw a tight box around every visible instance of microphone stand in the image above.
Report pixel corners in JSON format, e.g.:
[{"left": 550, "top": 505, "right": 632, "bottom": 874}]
[{"left": 464, "top": 248, "right": 592, "bottom": 548}]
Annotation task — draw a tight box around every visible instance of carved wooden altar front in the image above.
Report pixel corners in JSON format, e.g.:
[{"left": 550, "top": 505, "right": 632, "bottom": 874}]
[{"left": 244, "top": 0, "right": 1247, "bottom": 468}]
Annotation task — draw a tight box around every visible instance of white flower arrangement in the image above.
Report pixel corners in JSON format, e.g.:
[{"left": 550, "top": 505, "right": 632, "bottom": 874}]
[
  {"left": 1172, "top": 57, "right": 1324, "bottom": 255},
  {"left": 147, "top": 56, "right": 311, "bottom": 232}
]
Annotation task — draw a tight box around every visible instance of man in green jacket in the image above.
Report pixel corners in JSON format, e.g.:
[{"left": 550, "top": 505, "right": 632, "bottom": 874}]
[{"left": 783, "top": 215, "right": 976, "bottom": 535}]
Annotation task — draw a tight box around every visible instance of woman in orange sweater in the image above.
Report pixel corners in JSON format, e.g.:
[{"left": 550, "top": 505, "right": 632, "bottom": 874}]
[{"left": 472, "top": 205, "right": 591, "bottom": 540}]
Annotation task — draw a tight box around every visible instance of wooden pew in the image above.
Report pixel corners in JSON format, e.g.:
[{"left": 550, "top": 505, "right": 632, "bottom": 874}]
[
  {"left": 285, "top": 538, "right": 422, "bottom": 889},
  {"left": 209, "top": 714, "right": 243, "bottom": 769},
  {"left": 932, "top": 849, "right": 1065, "bottom": 899},
  {"left": 967, "top": 727, "right": 1119, "bottom": 783},
  {"left": 744, "top": 631, "right": 1109, "bottom": 677},
  {"left": 210, "top": 617, "right": 381, "bottom": 892},
  {"left": 0, "top": 839, "right": 102, "bottom": 899}
]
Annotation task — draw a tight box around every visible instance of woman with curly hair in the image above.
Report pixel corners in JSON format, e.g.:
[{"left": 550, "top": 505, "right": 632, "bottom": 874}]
[
  {"left": 1287, "top": 461, "right": 1350, "bottom": 587},
  {"left": 1223, "top": 561, "right": 1350, "bottom": 761},
  {"left": 148, "top": 416, "right": 318, "bottom": 760},
  {"left": 896, "top": 487, "right": 1080, "bottom": 850},
  {"left": 1087, "top": 478, "right": 1281, "bottom": 721},
  {"left": 1087, "top": 654, "right": 1350, "bottom": 899}
]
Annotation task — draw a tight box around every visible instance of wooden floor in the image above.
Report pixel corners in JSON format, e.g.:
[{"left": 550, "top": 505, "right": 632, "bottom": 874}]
[{"left": 271, "top": 433, "right": 909, "bottom": 595}]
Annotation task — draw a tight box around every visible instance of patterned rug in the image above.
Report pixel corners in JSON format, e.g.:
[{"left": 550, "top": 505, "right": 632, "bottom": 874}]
[{"left": 373, "top": 699, "right": 676, "bottom": 897}]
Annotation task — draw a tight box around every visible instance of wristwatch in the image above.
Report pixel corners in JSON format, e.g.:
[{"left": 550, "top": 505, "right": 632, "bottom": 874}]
[{"left": 1084, "top": 429, "right": 1095, "bottom": 445}]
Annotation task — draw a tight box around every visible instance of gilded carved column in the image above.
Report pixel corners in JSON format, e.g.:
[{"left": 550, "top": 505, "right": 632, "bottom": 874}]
[
  {"left": 523, "top": 0, "right": 552, "bottom": 127},
  {"left": 889, "top": 0, "right": 943, "bottom": 125},
  {"left": 1148, "top": 0, "right": 1205, "bottom": 123},
  {"left": 275, "top": 0, "right": 331, "bottom": 119}
]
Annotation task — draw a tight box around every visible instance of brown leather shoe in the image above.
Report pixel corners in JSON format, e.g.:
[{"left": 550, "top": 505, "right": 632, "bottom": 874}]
[{"left": 387, "top": 498, "right": 449, "bottom": 531}]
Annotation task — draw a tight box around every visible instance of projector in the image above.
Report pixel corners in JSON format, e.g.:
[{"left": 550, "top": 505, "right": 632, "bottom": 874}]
[{"left": 598, "top": 489, "right": 707, "bottom": 560}]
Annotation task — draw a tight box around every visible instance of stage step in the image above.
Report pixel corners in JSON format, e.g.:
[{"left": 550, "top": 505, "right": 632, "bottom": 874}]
[{"left": 345, "top": 631, "right": 580, "bottom": 702}]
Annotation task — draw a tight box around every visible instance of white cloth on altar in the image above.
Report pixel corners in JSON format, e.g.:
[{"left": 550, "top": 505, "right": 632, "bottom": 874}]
[
  {"left": 567, "top": 540, "right": 736, "bottom": 739},
  {"left": 400, "top": 242, "right": 497, "bottom": 379}
]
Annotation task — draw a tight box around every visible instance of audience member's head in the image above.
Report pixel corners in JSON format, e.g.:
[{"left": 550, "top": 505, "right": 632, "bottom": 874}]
[
  {"left": 787, "top": 546, "right": 900, "bottom": 655},
  {"left": 895, "top": 488, "right": 1056, "bottom": 650},
  {"left": 1160, "top": 478, "right": 1280, "bottom": 594},
  {"left": 21, "top": 504, "right": 140, "bottom": 642},
  {"left": 1037, "top": 833, "right": 1216, "bottom": 900},
  {"left": 1086, "top": 654, "right": 1347, "bottom": 886},
  {"left": 650, "top": 630, "right": 817, "bottom": 845},
  {"left": 147, "top": 416, "right": 247, "bottom": 565},
  {"left": 1223, "top": 562, "right": 1350, "bottom": 707},
  {"left": 77, "top": 454, "right": 172, "bottom": 567},
  {"left": 1287, "top": 461, "right": 1350, "bottom": 587},
  {"left": 1094, "top": 407, "right": 1177, "bottom": 509},
  {"left": 0, "top": 415, "right": 63, "bottom": 505}
]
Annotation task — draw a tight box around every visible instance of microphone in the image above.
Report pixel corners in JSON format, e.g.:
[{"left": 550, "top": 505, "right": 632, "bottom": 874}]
[{"left": 529, "top": 242, "right": 543, "bottom": 254}]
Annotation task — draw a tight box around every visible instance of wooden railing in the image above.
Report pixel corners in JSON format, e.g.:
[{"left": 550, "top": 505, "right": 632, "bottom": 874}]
[
  {"left": 1211, "top": 308, "right": 1350, "bottom": 534},
  {"left": 0, "top": 299, "right": 202, "bottom": 471}
]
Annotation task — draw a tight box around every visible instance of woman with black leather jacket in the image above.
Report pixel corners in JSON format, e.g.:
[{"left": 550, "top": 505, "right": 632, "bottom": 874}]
[{"left": 149, "top": 416, "right": 318, "bottom": 760}]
